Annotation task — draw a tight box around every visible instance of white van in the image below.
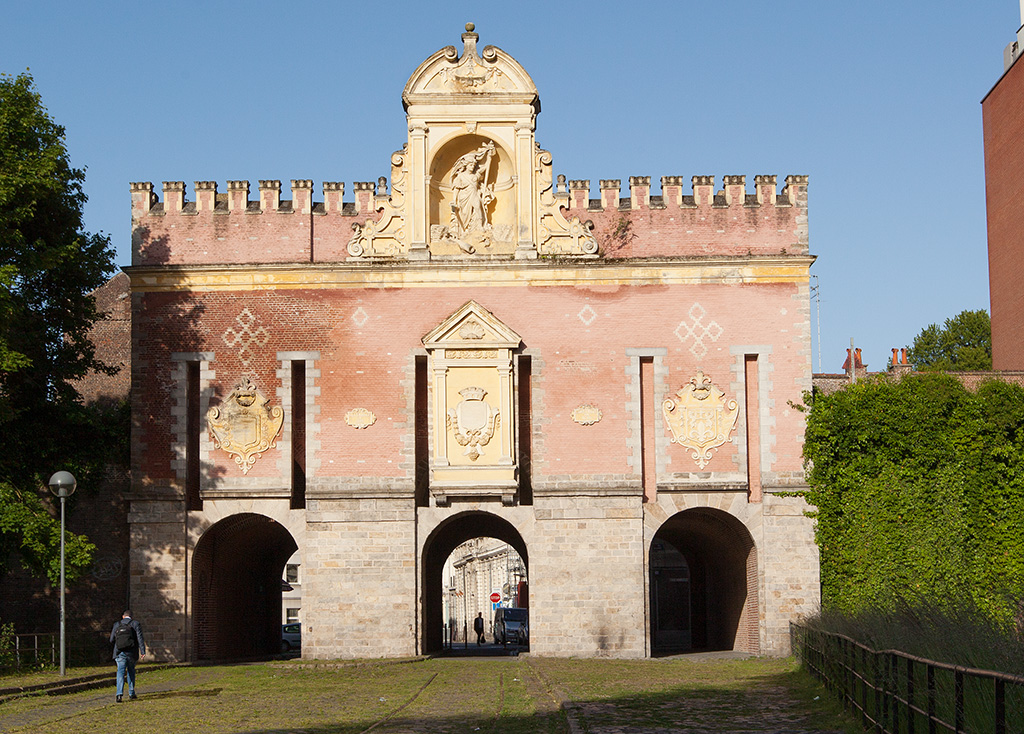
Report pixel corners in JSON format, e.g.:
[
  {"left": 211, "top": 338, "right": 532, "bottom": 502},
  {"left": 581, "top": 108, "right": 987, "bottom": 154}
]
[{"left": 493, "top": 607, "right": 528, "bottom": 646}]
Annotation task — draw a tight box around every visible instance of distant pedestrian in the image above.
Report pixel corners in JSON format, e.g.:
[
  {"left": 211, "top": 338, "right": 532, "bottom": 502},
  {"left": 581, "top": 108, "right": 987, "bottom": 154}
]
[
  {"left": 474, "top": 612, "right": 485, "bottom": 645},
  {"left": 110, "top": 610, "right": 146, "bottom": 702}
]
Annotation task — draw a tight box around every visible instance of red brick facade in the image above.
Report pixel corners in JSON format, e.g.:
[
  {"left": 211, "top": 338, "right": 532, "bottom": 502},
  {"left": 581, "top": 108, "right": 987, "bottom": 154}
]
[
  {"left": 984, "top": 52, "right": 1024, "bottom": 370},
  {"left": 125, "top": 27, "right": 819, "bottom": 661}
]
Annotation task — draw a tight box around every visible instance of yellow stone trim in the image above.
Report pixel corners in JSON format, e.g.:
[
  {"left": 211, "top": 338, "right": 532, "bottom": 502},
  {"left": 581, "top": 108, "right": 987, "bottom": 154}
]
[{"left": 126, "top": 257, "right": 814, "bottom": 293}]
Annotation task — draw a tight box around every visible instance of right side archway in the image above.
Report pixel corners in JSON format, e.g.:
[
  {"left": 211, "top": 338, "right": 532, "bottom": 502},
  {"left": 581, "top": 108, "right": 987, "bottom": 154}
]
[{"left": 649, "top": 507, "right": 758, "bottom": 656}]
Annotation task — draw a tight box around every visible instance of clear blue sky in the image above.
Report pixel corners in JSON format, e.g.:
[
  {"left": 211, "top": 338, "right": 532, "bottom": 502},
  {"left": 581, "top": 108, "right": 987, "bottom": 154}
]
[{"left": 2, "top": 1, "right": 1017, "bottom": 372}]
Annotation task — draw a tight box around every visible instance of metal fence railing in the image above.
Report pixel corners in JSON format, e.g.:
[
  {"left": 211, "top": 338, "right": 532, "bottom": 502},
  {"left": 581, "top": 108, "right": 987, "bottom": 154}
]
[
  {"left": 792, "top": 622, "right": 1024, "bottom": 734},
  {"left": 6, "top": 633, "right": 57, "bottom": 670}
]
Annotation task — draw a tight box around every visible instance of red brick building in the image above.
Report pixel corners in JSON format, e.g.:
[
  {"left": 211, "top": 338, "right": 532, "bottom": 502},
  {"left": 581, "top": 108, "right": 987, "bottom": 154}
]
[
  {"left": 126, "top": 26, "right": 819, "bottom": 661},
  {"left": 984, "top": 17, "right": 1024, "bottom": 369}
]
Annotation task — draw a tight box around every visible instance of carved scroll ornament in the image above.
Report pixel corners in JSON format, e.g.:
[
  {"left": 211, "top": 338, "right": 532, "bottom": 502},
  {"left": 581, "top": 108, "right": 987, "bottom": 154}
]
[
  {"left": 207, "top": 377, "right": 284, "bottom": 474},
  {"left": 663, "top": 371, "right": 739, "bottom": 470}
]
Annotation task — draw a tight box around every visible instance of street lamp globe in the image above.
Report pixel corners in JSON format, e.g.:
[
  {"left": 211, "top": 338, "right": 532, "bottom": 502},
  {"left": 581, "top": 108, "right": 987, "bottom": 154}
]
[{"left": 48, "top": 471, "right": 77, "bottom": 498}]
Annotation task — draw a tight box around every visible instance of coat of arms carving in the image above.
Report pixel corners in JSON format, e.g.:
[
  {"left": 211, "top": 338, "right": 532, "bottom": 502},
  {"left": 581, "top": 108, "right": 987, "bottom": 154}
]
[
  {"left": 207, "top": 377, "right": 284, "bottom": 474},
  {"left": 446, "top": 386, "right": 500, "bottom": 461},
  {"left": 663, "top": 371, "right": 739, "bottom": 470}
]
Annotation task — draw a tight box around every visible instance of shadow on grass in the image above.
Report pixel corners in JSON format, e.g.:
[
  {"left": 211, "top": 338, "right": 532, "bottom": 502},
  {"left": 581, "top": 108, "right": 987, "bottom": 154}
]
[{"left": 138, "top": 688, "right": 223, "bottom": 701}]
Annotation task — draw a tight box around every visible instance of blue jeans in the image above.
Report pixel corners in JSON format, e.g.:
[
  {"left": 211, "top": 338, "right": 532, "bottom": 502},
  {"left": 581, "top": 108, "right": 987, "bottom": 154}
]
[{"left": 115, "top": 652, "right": 137, "bottom": 697}]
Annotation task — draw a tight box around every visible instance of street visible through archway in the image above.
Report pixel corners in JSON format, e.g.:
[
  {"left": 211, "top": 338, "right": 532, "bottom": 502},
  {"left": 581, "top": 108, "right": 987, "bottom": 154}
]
[{"left": 421, "top": 511, "right": 528, "bottom": 656}]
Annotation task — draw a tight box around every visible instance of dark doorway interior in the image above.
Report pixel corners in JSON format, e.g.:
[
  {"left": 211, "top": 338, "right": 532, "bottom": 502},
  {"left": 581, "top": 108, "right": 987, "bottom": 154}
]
[
  {"left": 422, "top": 512, "right": 527, "bottom": 655},
  {"left": 650, "top": 539, "right": 691, "bottom": 651},
  {"left": 192, "top": 513, "right": 298, "bottom": 660},
  {"left": 650, "top": 507, "right": 758, "bottom": 656}
]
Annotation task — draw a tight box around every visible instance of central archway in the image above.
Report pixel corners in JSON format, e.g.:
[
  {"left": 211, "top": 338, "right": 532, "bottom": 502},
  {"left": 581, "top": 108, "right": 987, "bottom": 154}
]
[
  {"left": 421, "top": 512, "right": 528, "bottom": 653},
  {"left": 650, "top": 507, "right": 758, "bottom": 655},
  {"left": 192, "top": 513, "right": 298, "bottom": 660}
]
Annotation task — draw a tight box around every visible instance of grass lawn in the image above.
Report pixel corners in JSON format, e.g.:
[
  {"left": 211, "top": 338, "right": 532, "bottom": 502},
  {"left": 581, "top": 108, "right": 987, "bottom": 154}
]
[{"left": 0, "top": 655, "right": 863, "bottom": 733}]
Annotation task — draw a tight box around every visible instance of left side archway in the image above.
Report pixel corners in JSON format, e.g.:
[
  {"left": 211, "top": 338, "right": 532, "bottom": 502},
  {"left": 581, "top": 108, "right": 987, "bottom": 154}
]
[
  {"left": 192, "top": 513, "right": 298, "bottom": 660},
  {"left": 421, "top": 512, "right": 528, "bottom": 654}
]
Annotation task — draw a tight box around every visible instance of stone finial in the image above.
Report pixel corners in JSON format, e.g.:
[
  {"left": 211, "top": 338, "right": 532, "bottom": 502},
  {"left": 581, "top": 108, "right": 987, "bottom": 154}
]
[
  {"left": 259, "top": 180, "right": 281, "bottom": 212},
  {"left": 462, "top": 23, "right": 479, "bottom": 58},
  {"left": 163, "top": 181, "right": 185, "bottom": 213}
]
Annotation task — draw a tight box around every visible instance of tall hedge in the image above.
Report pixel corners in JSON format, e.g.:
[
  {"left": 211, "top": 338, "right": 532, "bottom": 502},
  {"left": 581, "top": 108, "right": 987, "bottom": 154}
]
[{"left": 803, "top": 373, "right": 1024, "bottom": 625}]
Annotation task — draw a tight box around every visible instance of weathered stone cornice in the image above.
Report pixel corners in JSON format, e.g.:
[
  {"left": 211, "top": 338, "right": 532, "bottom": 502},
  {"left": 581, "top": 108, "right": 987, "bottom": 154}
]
[{"left": 125, "top": 254, "right": 816, "bottom": 293}]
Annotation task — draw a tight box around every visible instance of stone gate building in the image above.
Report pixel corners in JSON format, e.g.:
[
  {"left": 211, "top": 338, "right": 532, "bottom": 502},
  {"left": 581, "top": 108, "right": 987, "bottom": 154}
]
[{"left": 126, "top": 25, "right": 819, "bottom": 661}]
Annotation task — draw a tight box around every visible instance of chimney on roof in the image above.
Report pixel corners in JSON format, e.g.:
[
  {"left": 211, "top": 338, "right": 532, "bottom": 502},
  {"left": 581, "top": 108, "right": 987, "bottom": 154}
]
[
  {"left": 842, "top": 347, "right": 868, "bottom": 381},
  {"left": 889, "top": 347, "right": 914, "bottom": 376}
]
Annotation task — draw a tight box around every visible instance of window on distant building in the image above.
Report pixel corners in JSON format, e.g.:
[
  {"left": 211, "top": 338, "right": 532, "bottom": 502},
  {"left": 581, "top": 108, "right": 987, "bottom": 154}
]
[
  {"left": 286, "top": 564, "right": 300, "bottom": 584},
  {"left": 286, "top": 608, "right": 300, "bottom": 623}
]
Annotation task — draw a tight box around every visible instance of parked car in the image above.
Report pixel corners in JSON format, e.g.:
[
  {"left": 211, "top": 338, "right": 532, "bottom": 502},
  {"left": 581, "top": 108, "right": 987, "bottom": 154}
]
[
  {"left": 493, "top": 607, "right": 528, "bottom": 646},
  {"left": 281, "top": 622, "right": 301, "bottom": 652}
]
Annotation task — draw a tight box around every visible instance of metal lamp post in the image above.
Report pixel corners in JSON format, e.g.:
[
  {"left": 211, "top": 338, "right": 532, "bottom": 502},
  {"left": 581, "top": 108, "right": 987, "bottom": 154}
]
[{"left": 48, "top": 471, "right": 77, "bottom": 676}]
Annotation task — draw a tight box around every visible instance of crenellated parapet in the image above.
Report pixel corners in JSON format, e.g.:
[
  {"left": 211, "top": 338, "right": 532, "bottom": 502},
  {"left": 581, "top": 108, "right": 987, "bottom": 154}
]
[
  {"left": 130, "top": 26, "right": 809, "bottom": 268},
  {"left": 560, "top": 174, "right": 806, "bottom": 212},
  {"left": 558, "top": 174, "right": 809, "bottom": 258},
  {"left": 130, "top": 171, "right": 808, "bottom": 266}
]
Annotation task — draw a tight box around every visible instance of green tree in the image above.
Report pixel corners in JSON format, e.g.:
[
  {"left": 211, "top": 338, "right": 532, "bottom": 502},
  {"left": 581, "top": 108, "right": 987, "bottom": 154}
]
[
  {"left": 0, "top": 72, "right": 116, "bottom": 582},
  {"left": 906, "top": 309, "right": 991, "bottom": 371}
]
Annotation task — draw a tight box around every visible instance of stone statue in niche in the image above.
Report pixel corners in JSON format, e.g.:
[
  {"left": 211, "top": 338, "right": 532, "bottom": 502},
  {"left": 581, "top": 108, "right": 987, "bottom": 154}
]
[{"left": 448, "top": 142, "right": 496, "bottom": 253}]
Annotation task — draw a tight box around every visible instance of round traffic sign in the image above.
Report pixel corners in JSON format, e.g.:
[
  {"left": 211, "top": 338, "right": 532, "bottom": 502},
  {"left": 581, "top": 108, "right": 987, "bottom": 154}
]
[{"left": 490, "top": 592, "right": 501, "bottom": 603}]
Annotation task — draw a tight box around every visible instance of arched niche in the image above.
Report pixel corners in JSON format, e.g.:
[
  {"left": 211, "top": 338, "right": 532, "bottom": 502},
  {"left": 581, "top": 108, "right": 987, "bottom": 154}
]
[{"left": 428, "top": 134, "right": 516, "bottom": 256}]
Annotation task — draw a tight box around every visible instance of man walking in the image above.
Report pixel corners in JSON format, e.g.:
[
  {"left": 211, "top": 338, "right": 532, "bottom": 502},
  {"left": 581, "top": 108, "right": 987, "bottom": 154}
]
[
  {"left": 110, "top": 610, "right": 145, "bottom": 702},
  {"left": 474, "top": 612, "right": 485, "bottom": 645}
]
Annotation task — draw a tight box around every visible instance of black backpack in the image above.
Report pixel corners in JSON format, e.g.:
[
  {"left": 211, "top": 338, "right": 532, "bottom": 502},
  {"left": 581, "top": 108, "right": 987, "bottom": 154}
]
[{"left": 114, "top": 620, "right": 137, "bottom": 652}]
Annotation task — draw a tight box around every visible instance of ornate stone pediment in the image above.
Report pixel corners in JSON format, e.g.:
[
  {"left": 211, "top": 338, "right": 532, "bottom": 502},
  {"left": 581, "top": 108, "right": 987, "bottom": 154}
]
[
  {"left": 663, "top": 371, "right": 739, "bottom": 470},
  {"left": 422, "top": 300, "right": 522, "bottom": 350},
  {"left": 207, "top": 377, "right": 284, "bottom": 474},
  {"left": 403, "top": 23, "right": 538, "bottom": 107}
]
